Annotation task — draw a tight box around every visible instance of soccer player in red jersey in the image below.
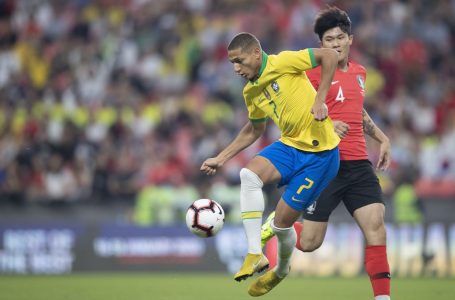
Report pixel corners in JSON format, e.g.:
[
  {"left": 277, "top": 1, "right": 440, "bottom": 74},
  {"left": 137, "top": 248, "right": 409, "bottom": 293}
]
[{"left": 261, "top": 7, "right": 392, "bottom": 300}]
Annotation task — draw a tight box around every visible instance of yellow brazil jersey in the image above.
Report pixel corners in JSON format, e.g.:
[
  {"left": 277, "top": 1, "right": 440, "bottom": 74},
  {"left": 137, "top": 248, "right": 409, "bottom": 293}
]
[{"left": 243, "top": 49, "right": 340, "bottom": 152}]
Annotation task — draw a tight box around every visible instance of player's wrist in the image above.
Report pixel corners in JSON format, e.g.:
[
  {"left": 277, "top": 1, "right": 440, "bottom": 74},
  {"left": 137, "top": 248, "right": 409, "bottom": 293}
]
[
  {"left": 379, "top": 136, "right": 390, "bottom": 145},
  {"left": 214, "top": 155, "right": 227, "bottom": 166},
  {"left": 314, "top": 95, "right": 326, "bottom": 104}
]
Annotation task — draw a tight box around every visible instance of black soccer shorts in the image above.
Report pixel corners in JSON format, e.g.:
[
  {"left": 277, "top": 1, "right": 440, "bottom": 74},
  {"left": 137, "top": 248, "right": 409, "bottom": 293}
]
[{"left": 302, "top": 160, "right": 384, "bottom": 222}]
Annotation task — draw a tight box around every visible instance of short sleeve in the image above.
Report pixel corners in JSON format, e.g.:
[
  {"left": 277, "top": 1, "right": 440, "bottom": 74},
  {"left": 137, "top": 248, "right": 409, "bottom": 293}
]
[
  {"left": 274, "top": 49, "right": 318, "bottom": 73},
  {"left": 244, "top": 94, "right": 267, "bottom": 122}
]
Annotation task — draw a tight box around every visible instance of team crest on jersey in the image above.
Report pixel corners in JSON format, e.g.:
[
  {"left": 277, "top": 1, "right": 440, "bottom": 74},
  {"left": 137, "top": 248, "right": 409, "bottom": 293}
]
[
  {"left": 356, "top": 75, "right": 365, "bottom": 90},
  {"left": 271, "top": 81, "right": 280, "bottom": 93},
  {"left": 262, "top": 88, "right": 271, "bottom": 100},
  {"left": 306, "top": 201, "right": 317, "bottom": 215}
]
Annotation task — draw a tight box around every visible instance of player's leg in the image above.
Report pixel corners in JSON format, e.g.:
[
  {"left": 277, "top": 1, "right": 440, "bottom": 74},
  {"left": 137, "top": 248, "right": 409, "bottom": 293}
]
[
  {"left": 354, "top": 203, "right": 386, "bottom": 245},
  {"left": 249, "top": 147, "right": 340, "bottom": 296},
  {"left": 234, "top": 142, "right": 287, "bottom": 281},
  {"left": 262, "top": 217, "right": 327, "bottom": 251},
  {"left": 248, "top": 198, "right": 299, "bottom": 297},
  {"left": 297, "top": 219, "right": 327, "bottom": 251},
  {"left": 272, "top": 198, "right": 301, "bottom": 275},
  {"left": 261, "top": 168, "right": 345, "bottom": 251},
  {"left": 261, "top": 213, "right": 329, "bottom": 253},
  {"left": 354, "top": 203, "right": 391, "bottom": 300},
  {"left": 272, "top": 148, "right": 340, "bottom": 280},
  {"left": 344, "top": 160, "right": 390, "bottom": 300}
]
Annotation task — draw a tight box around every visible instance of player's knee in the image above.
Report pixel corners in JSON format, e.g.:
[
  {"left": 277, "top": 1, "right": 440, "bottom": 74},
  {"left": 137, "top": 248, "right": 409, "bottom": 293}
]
[
  {"left": 368, "top": 206, "right": 385, "bottom": 228},
  {"left": 364, "top": 220, "right": 387, "bottom": 244},
  {"left": 299, "top": 235, "right": 323, "bottom": 252},
  {"left": 240, "top": 168, "right": 263, "bottom": 189},
  {"left": 369, "top": 214, "right": 386, "bottom": 234}
]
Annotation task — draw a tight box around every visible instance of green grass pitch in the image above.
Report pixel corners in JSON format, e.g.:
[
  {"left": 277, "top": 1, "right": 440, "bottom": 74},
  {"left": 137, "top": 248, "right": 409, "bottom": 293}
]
[{"left": 0, "top": 273, "right": 453, "bottom": 300}]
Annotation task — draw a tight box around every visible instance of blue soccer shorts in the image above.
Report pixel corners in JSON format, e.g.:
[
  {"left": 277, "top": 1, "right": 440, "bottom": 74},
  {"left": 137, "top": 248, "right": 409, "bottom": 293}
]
[{"left": 258, "top": 141, "right": 340, "bottom": 211}]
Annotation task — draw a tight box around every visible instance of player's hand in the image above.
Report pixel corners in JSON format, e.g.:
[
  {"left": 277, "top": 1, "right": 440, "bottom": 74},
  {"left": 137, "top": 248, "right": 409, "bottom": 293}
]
[
  {"left": 200, "top": 157, "right": 223, "bottom": 176},
  {"left": 333, "top": 120, "right": 350, "bottom": 138},
  {"left": 376, "top": 140, "right": 391, "bottom": 171},
  {"left": 311, "top": 100, "right": 328, "bottom": 121}
]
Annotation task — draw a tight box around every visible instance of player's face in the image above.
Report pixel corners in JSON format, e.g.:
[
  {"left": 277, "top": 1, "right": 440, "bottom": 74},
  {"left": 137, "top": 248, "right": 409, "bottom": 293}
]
[
  {"left": 320, "top": 27, "right": 353, "bottom": 64},
  {"left": 228, "top": 47, "right": 262, "bottom": 81}
]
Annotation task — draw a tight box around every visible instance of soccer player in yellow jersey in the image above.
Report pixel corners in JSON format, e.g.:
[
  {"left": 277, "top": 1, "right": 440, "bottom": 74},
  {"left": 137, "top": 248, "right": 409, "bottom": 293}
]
[{"left": 200, "top": 32, "right": 340, "bottom": 295}]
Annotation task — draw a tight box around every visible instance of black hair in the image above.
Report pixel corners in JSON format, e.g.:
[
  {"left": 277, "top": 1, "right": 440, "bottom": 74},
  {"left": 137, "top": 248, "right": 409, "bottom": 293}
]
[
  {"left": 227, "top": 32, "right": 261, "bottom": 52},
  {"left": 314, "top": 6, "right": 352, "bottom": 40}
]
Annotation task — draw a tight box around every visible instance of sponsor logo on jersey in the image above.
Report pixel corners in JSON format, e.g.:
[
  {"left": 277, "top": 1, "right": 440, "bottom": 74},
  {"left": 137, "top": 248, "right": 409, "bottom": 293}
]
[{"left": 271, "top": 81, "right": 279, "bottom": 93}]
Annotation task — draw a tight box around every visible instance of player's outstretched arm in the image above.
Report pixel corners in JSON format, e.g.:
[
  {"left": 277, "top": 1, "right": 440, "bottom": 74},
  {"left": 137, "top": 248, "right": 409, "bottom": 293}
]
[
  {"left": 200, "top": 121, "right": 266, "bottom": 175},
  {"left": 311, "top": 48, "right": 338, "bottom": 120},
  {"left": 362, "top": 108, "right": 391, "bottom": 171}
]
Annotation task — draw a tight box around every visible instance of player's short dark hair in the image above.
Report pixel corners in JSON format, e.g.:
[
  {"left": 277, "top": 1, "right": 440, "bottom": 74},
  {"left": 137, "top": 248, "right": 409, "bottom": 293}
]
[
  {"left": 227, "top": 32, "right": 261, "bottom": 52},
  {"left": 314, "top": 6, "right": 352, "bottom": 40}
]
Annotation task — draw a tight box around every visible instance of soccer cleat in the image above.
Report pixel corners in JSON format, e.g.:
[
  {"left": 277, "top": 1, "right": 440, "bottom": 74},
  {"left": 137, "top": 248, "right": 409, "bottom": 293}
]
[
  {"left": 260, "top": 211, "right": 276, "bottom": 248},
  {"left": 248, "top": 268, "right": 288, "bottom": 297},
  {"left": 234, "top": 253, "right": 269, "bottom": 282}
]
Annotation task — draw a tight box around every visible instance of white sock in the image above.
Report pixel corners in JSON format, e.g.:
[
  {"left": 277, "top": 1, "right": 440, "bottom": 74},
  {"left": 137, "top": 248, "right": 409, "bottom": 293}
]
[
  {"left": 375, "top": 296, "right": 390, "bottom": 300},
  {"left": 239, "top": 168, "right": 264, "bottom": 255},
  {"left": 272, "top": 221, "right": 296, "bottom": 278}
]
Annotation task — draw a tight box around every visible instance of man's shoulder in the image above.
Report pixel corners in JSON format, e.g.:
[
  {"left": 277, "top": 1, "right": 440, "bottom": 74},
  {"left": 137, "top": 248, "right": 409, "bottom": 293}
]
[
  {"left": 272, "top": 49, "right": 311, "bottom": 64},
  {"left": 265, "top": 52, "right": 282, "bottom": 70}
]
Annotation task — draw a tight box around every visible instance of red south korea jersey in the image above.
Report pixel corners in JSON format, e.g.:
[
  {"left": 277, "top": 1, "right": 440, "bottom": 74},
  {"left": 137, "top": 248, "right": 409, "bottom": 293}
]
[{"left": 306, "top": 61, "right": 368, "bottom": 160}]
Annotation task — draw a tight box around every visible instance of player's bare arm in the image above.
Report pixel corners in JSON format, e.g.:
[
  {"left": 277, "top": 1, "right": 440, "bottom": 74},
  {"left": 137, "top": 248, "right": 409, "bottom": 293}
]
[
  {"left": 332, "top": 120, "right": 350, "bottom": 138},
  {"left": 362, "top": 108, "right": 391, "bottom": 171},
  {"left": 311, "top": 48, "right": 338, "bottom": 120},
  {"left": 200, "top": 121, "right": 266, "bottom": 175}
]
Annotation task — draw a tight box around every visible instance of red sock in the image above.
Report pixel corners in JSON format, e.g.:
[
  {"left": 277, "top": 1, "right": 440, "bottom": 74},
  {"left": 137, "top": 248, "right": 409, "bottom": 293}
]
[
  {"left": 365, "top": 245, "right": 391, "bottom": 297},
  {"left": 293, "top": 222, "right": 303, "bottom": 251}
]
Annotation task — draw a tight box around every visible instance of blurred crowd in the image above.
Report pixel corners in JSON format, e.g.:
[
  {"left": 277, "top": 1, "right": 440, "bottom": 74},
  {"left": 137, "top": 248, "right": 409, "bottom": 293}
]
[{"left": 0, "top": 0, "right": 454, "bottom": 212}]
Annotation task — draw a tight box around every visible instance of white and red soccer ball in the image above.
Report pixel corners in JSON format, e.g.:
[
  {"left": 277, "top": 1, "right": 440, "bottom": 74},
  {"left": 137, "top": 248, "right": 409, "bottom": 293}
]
[{"left": 186, "top": 199, "right": 225, "bottom": 238}]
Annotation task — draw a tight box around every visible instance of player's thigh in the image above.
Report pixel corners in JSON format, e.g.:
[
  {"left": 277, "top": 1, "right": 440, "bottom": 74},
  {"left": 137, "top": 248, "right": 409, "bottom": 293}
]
[
  {"left": 353, "top": 203, "right": 386, "bottom": 245},
  {"left": 248, "top": 141, "right": 297, "bottom": 185},
  {"left": 300, "top": 219, "right": 328, "bottom": 251},
  {"left": 245, "top": 155, "right": 281, "bottom": 185},
  {"left": 274, "top": 197, "right": 302, "bottom": 228}
]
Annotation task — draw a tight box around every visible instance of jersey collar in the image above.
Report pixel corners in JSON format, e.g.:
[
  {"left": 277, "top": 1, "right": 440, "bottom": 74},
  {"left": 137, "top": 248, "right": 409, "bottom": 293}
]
[{"left": 250, "top": 51, "right": 268, "bottom": 84}]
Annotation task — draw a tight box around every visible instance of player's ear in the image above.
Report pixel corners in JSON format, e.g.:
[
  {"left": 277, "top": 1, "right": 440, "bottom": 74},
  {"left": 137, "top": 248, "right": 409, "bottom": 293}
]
[
  {"left": 348, "top": 35, "right": 353, "bottom": 46},
  {"left": 253, "top": 46, "right": 261, "bottom": 59}
]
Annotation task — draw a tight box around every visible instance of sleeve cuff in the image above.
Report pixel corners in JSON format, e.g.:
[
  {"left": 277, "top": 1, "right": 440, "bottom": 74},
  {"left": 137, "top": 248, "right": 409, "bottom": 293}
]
[
  {"left": 308, "top": 48, "right": 317, "bottom": 67},
  {"left": 250, "top": 117, "right": 268, "bottom": 123}
]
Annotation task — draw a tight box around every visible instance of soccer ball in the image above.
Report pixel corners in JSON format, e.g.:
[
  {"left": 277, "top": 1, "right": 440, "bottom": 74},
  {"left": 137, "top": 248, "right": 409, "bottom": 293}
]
[{"left": 186, "top": 199, "right": 225, "bottom": 238}]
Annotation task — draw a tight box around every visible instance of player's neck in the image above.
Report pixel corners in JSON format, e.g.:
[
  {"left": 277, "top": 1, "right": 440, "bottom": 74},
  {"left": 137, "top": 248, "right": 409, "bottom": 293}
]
[{"left": 338, "top": 59, "right": 349, "bottom": 72}]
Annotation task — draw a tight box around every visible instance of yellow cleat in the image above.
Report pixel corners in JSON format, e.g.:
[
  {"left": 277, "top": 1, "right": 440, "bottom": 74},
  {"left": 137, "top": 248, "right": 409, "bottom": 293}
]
[
  {"left": 261, "top": 211, "right": 276, "bottom": 248},
  {"left": 248, "top": 268, "right": 288, "bottom": 297},
  {"left": 234, "top": 253, "right": 269, "bottom": 282}
]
